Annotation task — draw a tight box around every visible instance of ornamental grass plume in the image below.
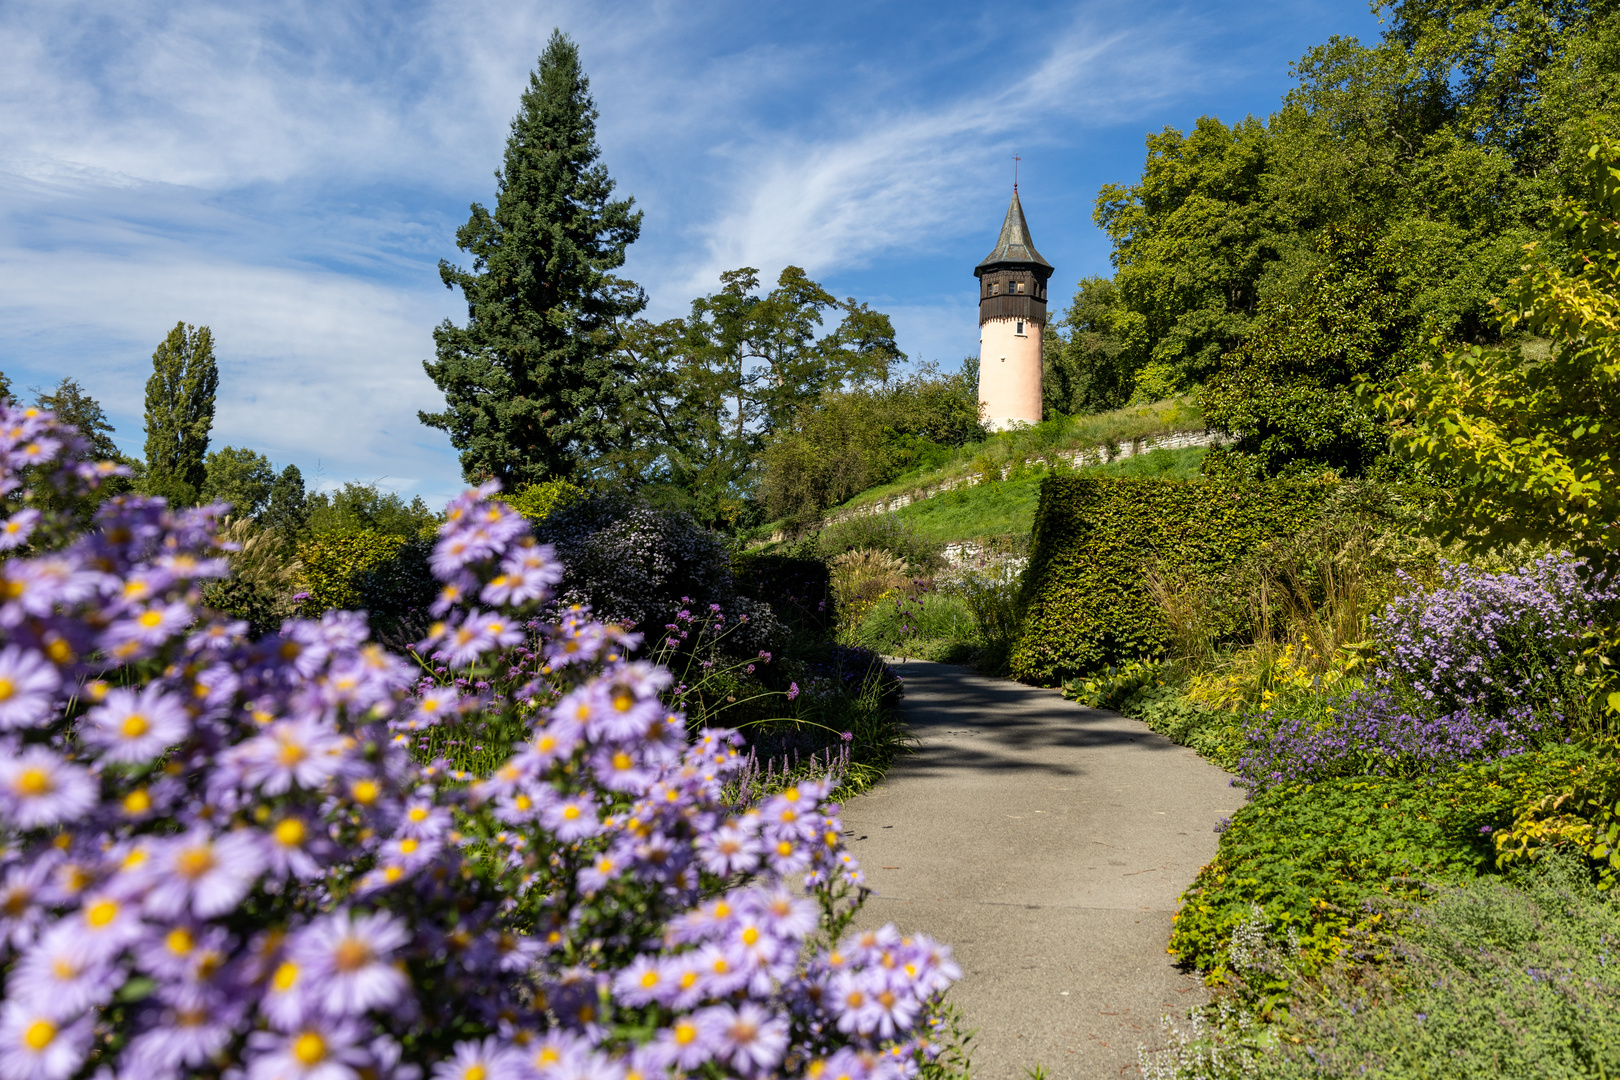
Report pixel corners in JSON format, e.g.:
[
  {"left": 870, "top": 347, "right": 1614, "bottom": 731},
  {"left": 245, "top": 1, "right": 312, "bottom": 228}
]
[{"left": 0, "top": 402, "right": 958, "bottom": 1080}]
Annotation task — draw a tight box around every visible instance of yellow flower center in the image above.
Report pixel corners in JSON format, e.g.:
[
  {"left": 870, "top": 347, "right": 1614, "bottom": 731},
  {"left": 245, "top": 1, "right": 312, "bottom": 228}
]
[
  {"left": 612, "top": 752, "right": 632, "bottom": 770},
  {"left": 22, "top": 1020, "right": 54, "bottom": 1051},
  {"left": 562, "top": 805, "right": 580, "bottom": 821},
  {"left": 408, "top": 807, "right": 429, "bottom": 823},
  {"left": 176, "top": 845, "right": 215, "bottom": 879},
  {"left": 272, "top": 961, "right": 299, "bottom": 991},
  {"left": 714, "top": 901, "right": 730, "bottom": 918},
  {"left": 513, "top": 795, "right": 531, "bottom": 812},
  {"left": 0, "top": 678, "right": 13, "bottom": 701},
  {"left": 878, "top": 990, "right": 896, "bottom": 1008},
  {"left": 274, "top": 819, "right": 306, "bottom": 847},
  {"left": 400, "top": 838, "right": 419, "bottom": 854},
  {"left": 292, "top": 1031, "right": 327, "bottom": 1066},
  {"left": 121, "top": 714, "right": 149, "bottom": 738},
  {"left": 44, "top": 640, "right": 71, "bottom": 664},
  {"left": 167, "top": 928, "right": 194, "bottom": 955},
  {"left": 674, "top": 1022, "right": 697, "bottom": 1046},
  {"left": 612, "top": 690, "right": 634, "bottom": 712},
  {"left": 138, "top": 610, "right": 164, "bottom": 629},
  {"left": 680, "top": 971, "right": 698, "bottom": 989},
  {"left": 465, "top": 1067, "right": 488, "bottom": 1080},
  {"left": 742, "top": 926, "right": 759, "bottom": 945},
  {"left": 333, "top": 937, "right": 372, "bottom": 972},
  {"left": 277, "top": 740, "right": 307, "bottom": 766},
  {"left": 123, "top": 788, "right": 151, "bottom": 815},
  {"left": 776, "top": 841, "right": 793, "bottom": 857},
  {"left": 351, "top": 780, "right": 380, "bottom": 805},
  {"left": 85, "top": 899, "right": 118, "bottom": 927},
  {"left": 640, "top": 970, "right": 659, "bottom": 988},
  {"left": 16, "top": 769, "right": 51, "bottom": 797}
]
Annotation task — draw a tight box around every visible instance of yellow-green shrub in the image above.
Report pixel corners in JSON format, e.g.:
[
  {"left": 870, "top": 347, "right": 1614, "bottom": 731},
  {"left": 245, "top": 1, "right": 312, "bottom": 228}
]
[
  {"left": 297, "top": 529, "right": 407, "bottom": 610},
  {"left": 501, "top": 479, "right": 585, "bottom": 523}
]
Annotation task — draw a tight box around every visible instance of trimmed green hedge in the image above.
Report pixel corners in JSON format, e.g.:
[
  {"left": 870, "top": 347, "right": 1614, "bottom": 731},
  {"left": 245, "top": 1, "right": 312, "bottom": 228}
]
[{"left": 1009, "top": 476, "right": 1329, "bottom": 683}]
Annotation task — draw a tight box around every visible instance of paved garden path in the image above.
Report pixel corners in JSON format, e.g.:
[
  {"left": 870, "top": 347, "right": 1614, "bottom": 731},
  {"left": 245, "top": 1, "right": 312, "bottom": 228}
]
[{"left": 842, "top": 661, "right": 1246, "bottom": 1080}]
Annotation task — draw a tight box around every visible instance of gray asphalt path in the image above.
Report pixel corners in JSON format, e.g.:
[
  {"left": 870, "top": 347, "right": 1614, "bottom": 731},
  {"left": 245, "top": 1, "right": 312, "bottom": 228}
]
[{"left": 842, "top": 661, "right": 1246, "bottom": 1080}]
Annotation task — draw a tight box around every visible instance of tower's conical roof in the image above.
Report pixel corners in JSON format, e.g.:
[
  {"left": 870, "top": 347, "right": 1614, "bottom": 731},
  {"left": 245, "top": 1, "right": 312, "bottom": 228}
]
[{"left": 976, "top": 188, "right": 1051, "bottom": 272}]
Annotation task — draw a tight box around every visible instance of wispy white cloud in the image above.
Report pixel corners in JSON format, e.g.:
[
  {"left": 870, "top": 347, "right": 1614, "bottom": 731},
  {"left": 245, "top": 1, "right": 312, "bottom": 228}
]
[{"left": 0, "top": 0, "right": 1335, "bottom": 503}]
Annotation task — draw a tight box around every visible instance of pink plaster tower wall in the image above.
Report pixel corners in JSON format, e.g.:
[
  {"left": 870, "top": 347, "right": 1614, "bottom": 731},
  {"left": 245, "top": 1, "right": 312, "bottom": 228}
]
[{"left": 974, "top": 188, "right": 1053, "bottom": 431}]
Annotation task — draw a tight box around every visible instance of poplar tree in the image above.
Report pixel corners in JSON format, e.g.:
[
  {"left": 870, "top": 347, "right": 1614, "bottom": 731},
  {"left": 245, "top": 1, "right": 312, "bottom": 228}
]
[
  {"left": 421, "top": 29, "right": 644, "bottom": 485},
  {"left": 143, "top": 321, "right": 218, "bottom": 505}
]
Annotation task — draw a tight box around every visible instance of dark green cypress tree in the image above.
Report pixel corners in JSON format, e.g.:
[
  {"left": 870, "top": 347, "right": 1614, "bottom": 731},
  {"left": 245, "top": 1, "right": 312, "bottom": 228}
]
[
  {"left": 421, "top": 30, "right": 644, "bottom": 485},
  {"left": 143, "top": 321, "right": 218, "bottom": 506}
]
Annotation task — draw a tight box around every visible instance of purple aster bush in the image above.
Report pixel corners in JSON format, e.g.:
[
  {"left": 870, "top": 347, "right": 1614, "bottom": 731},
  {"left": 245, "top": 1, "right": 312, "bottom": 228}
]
[
  {"left": 0, "top": 403, "right": 959, "bottom": 1080},
  {"left": 1237, "top": 556, "right": 1618, "bottom": 790}
]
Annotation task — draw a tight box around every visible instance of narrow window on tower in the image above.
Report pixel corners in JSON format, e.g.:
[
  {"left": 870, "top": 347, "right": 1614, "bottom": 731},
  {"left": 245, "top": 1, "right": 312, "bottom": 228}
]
[{"left": 1016, "top": 320, "right": 1026, "bottom": 336}]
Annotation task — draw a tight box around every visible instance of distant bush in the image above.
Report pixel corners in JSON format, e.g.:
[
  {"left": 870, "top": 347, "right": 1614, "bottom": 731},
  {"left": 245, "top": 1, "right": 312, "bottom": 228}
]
[
  {"left": 759, "top": 363, "right": 985, "bottom": 521},
  {"left": 502, "top": 477, "right": 585, "bottom": 521},
  {"left": 534, "top": 494, "right": 785, "bottom": 656},
  {"left": 816, "top": 512, "right": 943, "bottom": 573},
  {"left": 732, "top": 552, "right": 835, "bottom": 639},
  {"left": 1011, "top": 476, "right": 1329, "bottom": 683}
]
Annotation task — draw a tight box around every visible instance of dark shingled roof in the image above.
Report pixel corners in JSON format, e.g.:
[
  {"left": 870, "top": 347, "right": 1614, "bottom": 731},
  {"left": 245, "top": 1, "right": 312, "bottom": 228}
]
[{"left": 976, "top": 189, "right": 1052, "bottom": 273}]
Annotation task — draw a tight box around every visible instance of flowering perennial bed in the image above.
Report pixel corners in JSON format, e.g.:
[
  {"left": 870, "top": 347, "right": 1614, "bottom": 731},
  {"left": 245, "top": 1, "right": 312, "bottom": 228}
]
[{"left": 0, "top": 404, "right": 958, "bottom": 1080}]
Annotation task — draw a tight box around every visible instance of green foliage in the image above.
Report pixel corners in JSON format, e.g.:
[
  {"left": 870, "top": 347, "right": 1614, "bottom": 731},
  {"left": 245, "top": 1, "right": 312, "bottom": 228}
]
[
  {"left": 1494, "top": 753, "right": 1620, "bottom": 890},
  {"left": 893, "top": 474, "right": 1041, "bottom": 546},
  {"left": 200, "top": 446, "right": 275, "bottom": 518},
  {"left": 814, "top": 513, "right": 942, "bottom": 574},
  {"left": 501, "top": 478, "right": 585, "bottom": 522},
  {"left": 1045, "top": 277, "right": 1133, "bottom": 416},
  {"left": 614, "top": 267, "right": 906, "bottom": 529},
  {"left": 1060, "top": 657, "right": 1166, "bottom": 709},
  {"left": 262, "top": 464, "right": 308, "bottom": 537},
  {"left": 1074, "top": 0, "right": 1620, "bottom": 413},
  {"left": 1011, "top": 476, "right": 1329, "bottom": 684},
  {"left": 1169, "top": 746, "right": 1602, "bottom": 982},
  {"left": 306, "top": 481, "right": 439, "bottom": 540},
  {"left": 758, "top": 362, "right": 982, "bottom": 522},
  {"left": 142, "top": 321, "right": 217, "bottom": 506},
  {"left": 422, "top": 30, "right": 644, "bottom": 486},
  {"left": 296, "top": 529, "right": 408, "bottom": 611},
  {"left": 36, "top": 378, "right": 122, "bottom": 465},
  {"left": 1221, "top": 858, "right": 1620, "bottom": 1079},
  {"left": 1202, "top": 227, "right": 1432, "bottom": 480},
  {"left": 1382, "top": 136, "right": 1620, "bottom": 573}
]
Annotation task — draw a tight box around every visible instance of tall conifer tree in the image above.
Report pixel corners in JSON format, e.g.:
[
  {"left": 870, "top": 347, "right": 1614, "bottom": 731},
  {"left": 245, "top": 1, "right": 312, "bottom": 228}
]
[
  {"left": 143, "top": 321, "right": 218, "bottom": 505},
  {"left": 421, "top": 30, "right": 644, "bottom": 484}
]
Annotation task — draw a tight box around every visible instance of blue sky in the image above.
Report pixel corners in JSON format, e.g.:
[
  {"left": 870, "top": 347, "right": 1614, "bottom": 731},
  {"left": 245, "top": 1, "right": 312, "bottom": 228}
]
[{"left": 0, "top": 0, "right": 1386, "bottom": 507}]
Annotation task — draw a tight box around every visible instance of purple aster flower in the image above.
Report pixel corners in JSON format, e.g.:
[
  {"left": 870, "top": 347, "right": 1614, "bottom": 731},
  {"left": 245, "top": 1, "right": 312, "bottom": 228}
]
[
  {"left": 139, "top": 828, "right": 265, "bottom": 919},
  {"left": 80, "top": 684, "right": 190, "bottom": 764},
  {"left": 125, "top": 995, "right": 245, "bottom": 1077},
  {"left": 0, "top": 509, "right": 40, "bottom": 551},
  {"left": 0, "top": 858, "right": 51, "bottom": 949},
  {"left": 224, "top": 716, "right": 349, "bottom": 795},
  {"left": 541, "top": 794, "right": 600, "bottom": 842},
  {"left": 288, "top": 908, "right": 410, "bottom": 1018},
  {"left": 741, "top": 885, "right": 818, "bottom": 941},
  {"left": 99, "top": 600, "right": 193, "bottom": 653},
  {"left": 696, "top": 822, "right": 764, "bottom": 877},
  {"left": 0, "top": 1001, "right": 93, "bottom": 1080},
  {"left": 8, "top": 925, "right": 119, "bottom": 1017},
  {"left": 0, "top": 748, "right": 96, "bottom": 830},
  {"left": 786, "top": 681, "right": 800, "bottom": 701},
  {"left": 245, "top": 1018, "right": 370, "bottom": 1080},
  {"left": 431, "top": 1036, "right": 525, "bottom": 1080},
  {"left": 0, "top": 646, "right": 60, "bottom": 730},
  {"left": 649, "top": 1015, "right": 714, "bottom": 1072},
  {"left": 697, "top": 1002, "right": 788, "bottom": 1074}
]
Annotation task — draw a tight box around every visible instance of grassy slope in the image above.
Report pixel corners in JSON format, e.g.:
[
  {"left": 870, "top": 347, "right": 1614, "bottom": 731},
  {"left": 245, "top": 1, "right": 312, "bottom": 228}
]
[
  {"left": 837, "top": 395, "right": 1205, "bottom": 512},
  {"left": 893, "top": 445, "right": 1209, "bottom": 545}
]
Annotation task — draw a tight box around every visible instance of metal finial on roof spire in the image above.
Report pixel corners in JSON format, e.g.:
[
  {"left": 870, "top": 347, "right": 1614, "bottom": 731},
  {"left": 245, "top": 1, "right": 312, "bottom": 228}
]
[{"left": 1014, "top": 155, "right": 1020, "bottom": 192}]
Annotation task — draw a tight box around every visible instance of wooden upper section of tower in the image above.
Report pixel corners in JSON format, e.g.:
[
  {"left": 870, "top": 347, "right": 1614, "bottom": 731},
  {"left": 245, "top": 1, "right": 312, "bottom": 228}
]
[{"left": 974, "top": 189, "right": 1053, "bottom": 326}]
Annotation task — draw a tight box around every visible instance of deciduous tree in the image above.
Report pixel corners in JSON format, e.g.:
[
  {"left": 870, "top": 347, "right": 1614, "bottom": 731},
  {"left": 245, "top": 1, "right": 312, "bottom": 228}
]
[{"left": 142, "top": 321, "right": 217, "bottom": 506}]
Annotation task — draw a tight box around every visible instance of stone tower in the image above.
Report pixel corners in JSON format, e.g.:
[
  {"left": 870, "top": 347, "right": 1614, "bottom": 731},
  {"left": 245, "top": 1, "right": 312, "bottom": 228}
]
[{"left": 975, "top": 188, "right": 1053, "bottom": 430}]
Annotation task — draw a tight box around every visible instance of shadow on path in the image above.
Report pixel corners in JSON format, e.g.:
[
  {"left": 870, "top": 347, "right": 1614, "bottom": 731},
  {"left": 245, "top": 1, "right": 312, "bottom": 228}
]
[{"left": 842, "top": 661, "right": 1246, "bottom": 1080}]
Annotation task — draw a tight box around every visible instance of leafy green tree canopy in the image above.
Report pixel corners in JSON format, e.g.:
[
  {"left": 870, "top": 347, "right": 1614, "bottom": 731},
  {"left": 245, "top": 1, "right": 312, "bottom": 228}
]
[
  {"left": 613, "top": 266, "right": 905, "bottom": 529},
  {"left": 36, "top": 378, "right": 122, "bottom": 464},
  {"left": 422, "top": 29, "right": 644, "bottom": 487},
  {"left": 1382, "top": 136, "right": 1620, "bottom": 572},
  {"left": 263, "top": 464, "right": 309, "bottom": 537},
  {"left": 143, "top": 321, "right": 218, "bottom": 506},
  {"left": 201, "top": 446, "right": 276, "bottom": 519},
  {"left": 306, "top": 481, "right": 439, "bottom": 540}
]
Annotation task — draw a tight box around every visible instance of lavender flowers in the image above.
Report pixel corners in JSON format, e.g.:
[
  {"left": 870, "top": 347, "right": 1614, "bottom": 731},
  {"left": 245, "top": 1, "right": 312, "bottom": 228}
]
[{"left": 0, "top": 404, "right": 958, "bottom": 1080}]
